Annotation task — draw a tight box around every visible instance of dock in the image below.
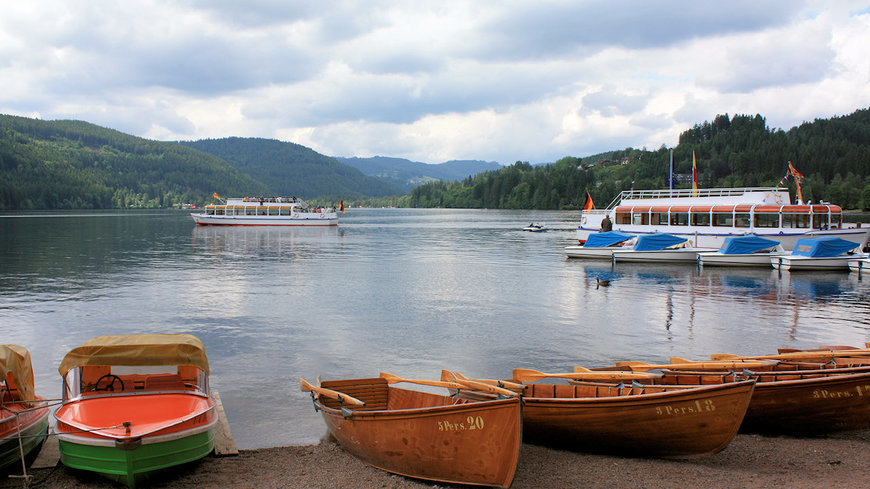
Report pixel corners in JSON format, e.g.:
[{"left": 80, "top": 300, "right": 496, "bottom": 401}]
[{"left": 31, "top": 389, "right": 237, "bottom": 469}]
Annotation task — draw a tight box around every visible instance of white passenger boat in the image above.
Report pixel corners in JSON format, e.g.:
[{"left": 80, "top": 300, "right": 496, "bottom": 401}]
[
  {"left": 191, "top": 196, "right": 340, "bottom": 226},
  {"left": 577, "top": 187, "right": 870, "bottom": 251},
  {"left": 565, "top": 231, "right": 636, "bottom": 259},
  {"left": 611, "top": 233, "right": 714, "bottom": 263},
  {"left": 697, "top": 235, "right": 786, "bottom": 267},
  {"left": 771, "top": 237, "right": 866, "bottom": 271},
  {"left": 849, "top": 258, "right": 870, "bottom": 273}
]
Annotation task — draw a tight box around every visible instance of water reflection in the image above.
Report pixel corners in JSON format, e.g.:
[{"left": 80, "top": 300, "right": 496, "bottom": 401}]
[{"left": 2, "top": 209, "right": 870, "bottom": 449}]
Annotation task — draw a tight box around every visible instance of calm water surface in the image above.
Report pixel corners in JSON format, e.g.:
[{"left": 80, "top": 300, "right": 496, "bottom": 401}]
[{"left": 2, "top": 208, "right": 869, "bottom": 449}]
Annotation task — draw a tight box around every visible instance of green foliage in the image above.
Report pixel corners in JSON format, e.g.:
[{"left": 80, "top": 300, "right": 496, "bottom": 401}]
[
  {"left": 405, "top": 108, "right": 870, "bottom": 210},
  {"left": 181, "top": 138, "right": 401, "bottom": 198},
  {"left": 0, "top": 115, "right": 268, "bottom": 210}
]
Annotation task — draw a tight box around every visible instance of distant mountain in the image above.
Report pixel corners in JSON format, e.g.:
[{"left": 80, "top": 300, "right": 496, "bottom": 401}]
[
  {"left": 181, "top": 138, "right": 403, "bottom": 199},
  {"left": 335, "top": 156, "right": 503, "bottom": 193}
]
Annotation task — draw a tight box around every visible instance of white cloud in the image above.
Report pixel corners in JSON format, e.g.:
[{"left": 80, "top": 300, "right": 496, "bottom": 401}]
[{"left": 1, "top": 1, "right": 869, "bottom": 164}]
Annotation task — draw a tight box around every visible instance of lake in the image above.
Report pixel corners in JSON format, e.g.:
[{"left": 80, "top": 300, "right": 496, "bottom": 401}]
[{"left": 1, "top": 208, "right": 869, "bottom": 449}]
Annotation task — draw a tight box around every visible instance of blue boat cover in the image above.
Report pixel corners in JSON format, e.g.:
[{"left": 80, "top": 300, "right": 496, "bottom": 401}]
[
  {"left": 632, "top": 233, "right": 687, "bottom": 251},
  {"left": 584, "top": 231, "right": 635, "bottom": 248},
  {"left": 718, "top": 235, "right": 780, "bottom": 255},
  {"left": 791, "top": 237, "right": 860, "bottom": 257}
]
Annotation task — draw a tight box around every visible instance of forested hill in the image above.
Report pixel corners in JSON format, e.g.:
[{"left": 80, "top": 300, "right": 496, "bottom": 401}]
[
  {"left": 404, "top": 108, "right": 870, "bottom": 211},
  {"left": 334, "top": 156, "right": 502, "bottom": 193},
  {"left": 181, "top": 138, "right": 401, "bottom": 199},
  {"left": 0, "top": 115, "right": 268, "bottom": 209}
]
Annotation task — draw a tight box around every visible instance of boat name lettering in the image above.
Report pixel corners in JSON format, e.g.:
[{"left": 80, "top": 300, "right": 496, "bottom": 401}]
[
  {"left": 812, "top": 385, "right": 870, "bottom": 399},
  {"left": 437, "top": 416, "right": 485, "bottom": 432},
  {"left": 654, "top": 399, "right": 715, "bottom": 416}
]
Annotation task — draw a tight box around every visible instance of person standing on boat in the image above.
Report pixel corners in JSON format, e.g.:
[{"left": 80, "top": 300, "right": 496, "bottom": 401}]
[{"left": 601, "top": 214, "right": 612, "bottom": 232}]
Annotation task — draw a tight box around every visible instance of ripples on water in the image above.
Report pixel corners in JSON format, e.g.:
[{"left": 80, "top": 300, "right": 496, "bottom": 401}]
[{"left": 1, "top": 208, "right": 869, "bottom": 448}]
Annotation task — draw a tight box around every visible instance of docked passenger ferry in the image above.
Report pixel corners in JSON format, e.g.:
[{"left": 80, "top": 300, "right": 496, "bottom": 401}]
[
  {"left": 191, "top": 196, "right": 341, "bottom": 226},
  {"left": 577, "top": 187, "right": 869, "bottom": 251}
]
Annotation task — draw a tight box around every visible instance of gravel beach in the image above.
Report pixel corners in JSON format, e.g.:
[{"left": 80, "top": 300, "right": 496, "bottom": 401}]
[{"left": 4, "top": 429, "right": 870, "bottom": 489}]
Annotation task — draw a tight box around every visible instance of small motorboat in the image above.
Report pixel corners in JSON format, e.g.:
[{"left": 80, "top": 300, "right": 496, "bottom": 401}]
[
  {"left": 0, "top": 345, "right": 50, "bottom": 474},
  {"left": 301, "top": 373, "right": 522, "bottom": 488},
  {"left": 611, "top": 233, "right": 715, "bottom": 263},
  {"left": 565, "top": 231, "right": 636, "bottom": 259},
  {"left": 848, "top": 257, "right": 870, "bottom": 273},
  {"left": 771, "top": 236, "right": 865, "bottom": 271},
  {"left": 53, "top": 334, "right": 217, "bottom": 487},
  {"left": 523, "top": 222, "right": 547, "bottom": 232},
  {"left": 697, "top": 235, "right": 786, "bottom": 267}
]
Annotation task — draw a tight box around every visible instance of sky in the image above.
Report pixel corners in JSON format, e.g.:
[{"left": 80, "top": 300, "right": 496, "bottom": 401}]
[{"left": 2, "top": 1, "right": 870, "bottom": 165}]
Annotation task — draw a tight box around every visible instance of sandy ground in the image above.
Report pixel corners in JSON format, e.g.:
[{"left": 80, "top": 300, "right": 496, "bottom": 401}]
[{"left": 4, "top": 429, "right": 870, "bottom": 489}]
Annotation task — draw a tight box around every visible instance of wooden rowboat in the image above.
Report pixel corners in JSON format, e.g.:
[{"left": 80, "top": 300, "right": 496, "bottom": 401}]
[
  {"left": 586, "top": 364, "right": 870, "bottom": 434},
  {"left": 53, "top": 334, "right": 217, "bottom": 488},
  {"left": 1, "top": 345, "right": 50, "bottom": 474},
  {"left": 300, "top": 375, "right": 522, "bottom": 488}
]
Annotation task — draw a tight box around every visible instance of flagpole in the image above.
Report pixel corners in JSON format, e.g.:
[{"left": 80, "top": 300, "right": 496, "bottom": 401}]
[{"left": 669, "top": 149, "right": 673, "bottom": 197}]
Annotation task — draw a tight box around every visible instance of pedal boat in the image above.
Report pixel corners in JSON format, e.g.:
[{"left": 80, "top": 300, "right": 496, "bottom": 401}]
[
  {"left": 697, "top": 235, "right": 786, "bottom": 267},
  {"left": 53, "top": 334, "right": 217, "bottom": 487},
  {"left": 565, "top": 231, "right": 636, "bottom": 259},
  {"left": 611, "top": 233, "right": 715, "bottom": 263},
  {"left": 771, "top": 236, "right": 866, "bottom": 271},
  {"left": 0, "top": 345, "right": 50, "bottom": 474}
]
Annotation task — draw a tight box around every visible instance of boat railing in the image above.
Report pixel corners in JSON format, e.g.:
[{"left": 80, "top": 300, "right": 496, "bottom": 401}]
[{"left": 605, "top": 187, "right": 786, "bottom": 210}]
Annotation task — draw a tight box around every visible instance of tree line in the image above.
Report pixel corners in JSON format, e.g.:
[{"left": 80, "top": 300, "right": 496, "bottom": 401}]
[{"left": 401, "top": 109, "right": 870, "bottom": 211}]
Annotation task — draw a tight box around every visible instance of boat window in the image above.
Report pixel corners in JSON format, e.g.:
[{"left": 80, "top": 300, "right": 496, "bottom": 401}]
[
  {"left": 691, "top": 212, "right": 710, "bottom": 226},
  {"left": 280, "top": 207, "right": 291, "bottom": 216},
  {"left": 632, "top": 212, "right": 648, "bottom": 225},
  {"left": 831, "top": 213, "right": 842, "bottom": 228},
  {"left": 670, "top": 212, "right": 688, "bottom": 226},
  {"left": 712, "top": 213, "right": 732, "bottom": 227},
  {"left": 754, "top": 213, "right": 780, "bottom": 228},
  {"left": 783, "top": 213, "right": 810, "bottom": 228},
  {"left": 258, "top": 207, "right": 268, "bottom": 216},
  {"left": 735, "top": 213, "right": 750, "bottom": 227},
  {"left": 812, "top": 213, "right": 828, "bottom": 229},
  {"left": 615, "top": 212, "right": 631, "bottom": 225},
  {"left": 206, "top": 208, "right": 214, "bottom": 215},
  {"left": 650, "top": 213, "right": 666, "bottom": 225},
  {"left": 246, "top": 207, "right": 256, "bottom": 216},
  {"left": 215, "top": 208, "right": 224, "bottom": 216}
]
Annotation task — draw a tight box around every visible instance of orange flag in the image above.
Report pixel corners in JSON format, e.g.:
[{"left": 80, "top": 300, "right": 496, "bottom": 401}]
[
  {"left": 213, "top": 193, "right": 221, "bottom": 200},
  {"left": 583, "top": 191, "right": 595, "bottom": 211},
  {"left": 339, "top": 200, "right": 345, "bottom": 213},
  {"left": 692, "top": 151, "right": 698, "bottom": 191},
  {"left": 788, "top": 161, "right": 804, "bottom": 179}
]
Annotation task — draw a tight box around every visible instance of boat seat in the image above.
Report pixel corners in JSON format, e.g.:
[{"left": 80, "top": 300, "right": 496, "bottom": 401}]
[{"left": 145, "top": 374, "right": 184, "bottom": 391}]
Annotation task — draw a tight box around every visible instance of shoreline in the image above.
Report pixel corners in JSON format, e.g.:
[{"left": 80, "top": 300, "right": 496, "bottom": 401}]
[{"left": 5, "top": 429, "right": 870, "bottom": 488}]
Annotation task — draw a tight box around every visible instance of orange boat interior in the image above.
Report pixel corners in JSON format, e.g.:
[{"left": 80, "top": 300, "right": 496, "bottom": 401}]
[
  {"left": 318, "top": 378, "right": 476, "bottom": 411},
  {"left": 518, "top": 382, "right": 683, "bottom": 399}
]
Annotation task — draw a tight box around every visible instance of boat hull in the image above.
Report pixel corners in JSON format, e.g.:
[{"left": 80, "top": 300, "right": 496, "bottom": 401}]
[
  {"left": 564, "top": 246, "right": 618, "bottom": 259},
  {"left": 315, "top": 378, "right": 521, "bottom": 488},
  {"left": 770, "top": 254, "right": 865, "bottom": 271},
  {"left": 698, "top": 252, "right": 787, "bottom": 267},
  {"left": 54, "top": 393, "right": 217, "bottom": 487},
  {"left": 57, "top": 429, "right": 214, "bottom": 487},
  {"left": 656, "top": 369, "right": 870, "bottom": 434},
  {"left": 191, "top": 214, "right": 338, "bottom": 226},
  {"left": 848, "top": 258, "right": 870, "bottom": 272},
  {"left": 518, "top": 381, "right": 754, "bottom": 457},
  {"left": 611, "top": 248, "right": 713, "bottom": 263},
  {"left": 0, "top": 400, "right": 50, "bottom": 473}
]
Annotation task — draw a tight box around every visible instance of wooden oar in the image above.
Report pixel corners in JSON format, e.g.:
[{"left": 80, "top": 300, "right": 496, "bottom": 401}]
[
  {"left": 512, "top": 368, "right": 661, "bottom": 383},
  {"left": 609, "top": 358, "right": 779, "bottom": 372},
  {"left": 711, "top": 349, "right": 870, "bottom": 361},
  {"left": 381, "top": 372, "right": 518, "bottom": 397},
  {"left": 441, "top": 370, "right": 525, "bottom": 395},
  {"left": 299, "top": 378, "right": 365, "bottom": 407}
]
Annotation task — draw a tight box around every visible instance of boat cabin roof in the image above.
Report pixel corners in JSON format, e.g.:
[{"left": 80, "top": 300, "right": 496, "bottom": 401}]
[
  {"left": 0, "top": 344, "right": 36, "bottom": 401},
  {"left": 59, "top": 334, "right": 209, "bottom": 376}
]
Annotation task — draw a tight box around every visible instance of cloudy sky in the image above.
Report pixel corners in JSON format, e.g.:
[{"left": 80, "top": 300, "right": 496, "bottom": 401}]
[{"left": 2, "top": 1, "right": 869, "bottom": 164}]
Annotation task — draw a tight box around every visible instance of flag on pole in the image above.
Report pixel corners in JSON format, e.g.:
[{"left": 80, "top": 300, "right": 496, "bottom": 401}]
[
  {"left": 213, "top": 193, "right": 220, "bottom": 200},
  {"left": 339, "top": 200, "right": 345, "bottom": 213},
  {"left": 692, "top": 151, "right": 698, "bottom": 192},
  {"left": 788, "top": 161, "right": 804, "bottom": 179},
  {"left": 583, "top": 191, "right": 595, "bottom": 211}
]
